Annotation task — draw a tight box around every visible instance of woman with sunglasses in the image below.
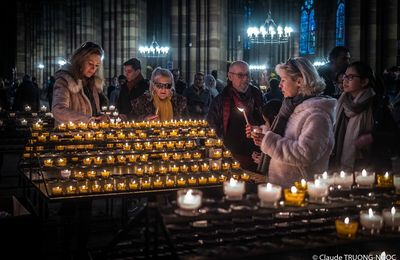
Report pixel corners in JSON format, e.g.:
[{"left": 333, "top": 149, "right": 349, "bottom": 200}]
[
  {"left": 249, "top": 57, "right": 336, "bottom": 187},
  {"left": 52, "top": 41, "right": 108, "bottom": 125},
  {"left": 130, "top": 67, "right": 188, "bottom": 121},
  {"left": 330, "top": 61, "right": 399, "bottom": 172}
]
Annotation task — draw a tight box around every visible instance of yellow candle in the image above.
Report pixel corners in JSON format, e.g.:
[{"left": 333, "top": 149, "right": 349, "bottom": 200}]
[
  {"left": 74, "top": 171, "right": 85, "bottom": 179},
  {"left": 117, "top": 132, "right": 126, "bottom": 139},
  {"left": 106, "top": 133, "right": 114, "bottom": 140},
  {"left": 79, "top": 184, "right": 89, "bottom": 194},
  {"left": 175, "top": 141, "right": 184, "bottom": 148},
  {"left": 141, "top": 180, "right": 151, "bottom": 189},
  {"left": 183, "top": 152, "right": 191, "bottom": 160},
  {"left": 166, "top": 141, "right": 175, "bottom": 149},
  {"left": 335, "top": 217, "right": 359, "bottom": 239},
  {"left": 166, "top": 178, "right": 175, "bottom": 187},
  {"left": 198, "top": 129, "right": 206, "bottom": 137},
  {"left": 117, "top": 155, "right": 126, "bottom": 163},
  {"left": 212, "top": 150, "right": 222, "bottom": 159},
  {"left": 116, "top": 182, "right": 126, "bottom": 191},
  {"left": 85, "top": 133, "right": 93, "bottom": 141},
  {"left": 207, "top": 128, "right": 216, "bottom": 137},
  {"left": 87, "top": 170, "right": 96, "bottom": 179},
  {"left": 155, "top": 142, "right": 164, "bottom": 149},
  {"left": 177, "top": 177, "right": 186, "bottom": 186},
  {"left": 135, "top": 167, "right": 144, "bottom": 176},
  {"left": 38, "top": 135, "right": 46, "bottom": 142},
  {"left": 199, "top": 176, "right": 207, "bottom": 185},
  {"left": 32, "top": 122, "right": 42, "bottom": 131},
  {"left": 50, "top": 135, "right": 59, "bottom": 141},
  {"left": 222, "top": 162, "right": 230, "bottom": 171},
  {"left": 219, "top": 174, "right": 227, "bottom": 183},
  {"left": 134, "top": 143, "right": 143, "bottom": 150},
  {"left": 208, "top": 175, "right": 217, "bottom": 184},
  {"left": 294, "top": 179, "right": 308, "bottom": 191},
  {"left": 96, "top": 133, "right": 104, "bottom": 140},
  {"left": 201, "top": 163, "right": 210, "bottom": 172},
  {"left": 91, "top": 183, "right": 101, "bottom": 193},
  {"left": 58, "top": 123, "right": 66, "bottom": 130},
  {"left": 101, "top": 170, "right": 110, "bottom": 178},
  {"left": 205, "top": 139, "right": 214, "bottom": 147},
  {"left": 171, "top": 165, "right": 179, "bottom": 173},
  {"left": 67, "top": 122, "right": 76, "bottom": 130},
  {"left": 191, "top": 164, "right": 199, "bottom": 172},
  {"left": 180, "top": 164, "right": 189, "bottom": 173},
  {"left": 172, "top": 153, "right": 181, "bottom": 160},
  {"left": 106, "top": 156, "right": 115, "bottom": 164},
  {"left": 144, "top": 142, "right": 153, "bottom": 150},
  {"left": 104, "top": 183, "right": 114, "bottom": 192},
  {"left": 161, "top": 153, "right": 169, "bottom": 161},
  {"left": 153, "top": 179, "right": 163, "bottom": 188},
  {"left": 127, "top": 155, "right": 138, "bottom": 163},
  {"left": 159, "top": 165, "right": 168, "bottom": 174},
  {"left": 51, "top": 186, "right": 63, "bottom": 196},
  {"left": 66, "top": 185, "right": 77, "bottom": 195},
  {"left": 140, "top": 154, "right": 148, "bottom": 162},
  {"left": 193, "top": 152, "right": 202, "bottom": 159},
  {"left": 240, "top": 172, "right": 250, "bottom": 181},
  {"left": 284, "top": 186, "right": 306, "bottom": 206},
  {"left": 78, "top": 122, "right": 88, "bottom": 130},
  {"left": 232, "top": 161, "right": 240, "bottom": 169},
  {"left": 83, "top": 157, "right": 92, "bottom": 165},
  {"left": 170, "top": 130, "right": 178, "bottom": 137},
  {"left": 139, "top": 132, "right": 147, "bottom": 139},
  {"left": 211, "top": 162, "right": 221, "bottom": 171},
  {"left": 90, "top": 121, "right": 99, "bottom": 129},
  {"left": 185, "top": 140, "right": 194, "bottom": 148},
  {"left": 94, "top": 157, "right": 103, "bottom": 165},
  {"left": 128, "top": 132, "right": 136, "bottom": 139},
  {"left": 129, "top": 180, "right": 139, "bottom": 190},
  {"left": 57, "top": 158, "right": 67, "bottom": 167},
  {"left": 44, "top": 159, "right": 53, "bottom": 167},
  {"left": 215, "top": 139, "right": 223, "bottom": 147},
  {"left": 146, "top": 166, "right": 155, "bottom": 175},
  {"left": 188, "top": 177, "right": 197, "bottom": 185},
  {"left": 123, "top": 143, "right": 131, "bottom": 150},
  {"left": 190, "top": 130, "right": 197, "bottom": 136}
]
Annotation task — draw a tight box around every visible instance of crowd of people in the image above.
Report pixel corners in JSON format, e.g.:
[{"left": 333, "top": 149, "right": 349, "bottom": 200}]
[{"left": 1, "top": 42, "right": 400, "bottom": 188}]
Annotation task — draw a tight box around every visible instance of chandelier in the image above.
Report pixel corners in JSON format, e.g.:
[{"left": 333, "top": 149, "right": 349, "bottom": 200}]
[
  {"left": 138, "top": 35, "right": 169, "bottom": 58},
  {"left": 247, "top": 11, "right": 293, "bottom": 44}
]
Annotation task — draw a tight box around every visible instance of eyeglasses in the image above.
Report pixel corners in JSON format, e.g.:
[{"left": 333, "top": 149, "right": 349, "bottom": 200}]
[
  {"left": 153, "top": 82, "right": 173, "bottom": 89},
  {"left": 229, "top": 72, "right": 250, "bottom": 79},
  {"left": 343, "top": 74, "right": 361, "bottom": 81}
]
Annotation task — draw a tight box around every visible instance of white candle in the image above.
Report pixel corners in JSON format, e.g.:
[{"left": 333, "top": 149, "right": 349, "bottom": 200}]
[
  {"left": 112, "top": 111, "right": 119, "bottom": 117},
  {"left": 307, "top": 180, "right": 329, "bottom": 203},
  {"left": 314, "top": 171, "right": 335, "bottom": 186},
  {"left": 109, "top": 105, "right": 115, "bottom": 111},
  {"left": 355, "top": 169, "right": 375, "bottom": 187},
  {"left": 360, "top": 208, "right": 383, "bottom": 234},
  {"left": 334, "top": 171, "right": 353, "bottom": 189},
  {"left": 177, "top": 189, "right": 202, "bottom": 210},
  {"left": 382, "top": 207, "right": 400, "bottom": 229},
  {"left": 40, "top": 105, "right": 47, "bottom": 112},
  {"left": 116, "top": 117, "right": 122, "bottom": 123},
  {"left": 101, "top": 106, "right": 107, "bottom": 111},
  {"left": 223, "top": 178, "right": 245, "bottom": 200},
  {"left": 21, "top": 119, "right": 27, "bottom": 126},
  {"left": 258, "top": 183, "right": 282, "bottom": 208},
  {"left": 60, "top": 169, "right": 71, "bottom": 178},
  {"left": 237, "top": 107, "right": 249, "bottom": 125},
  {"left": 25, "top": 105, "right": 31, "bottom": 112}
]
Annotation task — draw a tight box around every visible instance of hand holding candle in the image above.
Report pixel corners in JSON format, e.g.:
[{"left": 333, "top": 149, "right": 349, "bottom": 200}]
[{"left": 237, "top": 107, "right": 249, "bottom": 125}]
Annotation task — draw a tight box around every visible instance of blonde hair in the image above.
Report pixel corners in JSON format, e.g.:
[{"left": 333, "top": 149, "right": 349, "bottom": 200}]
[
  {"left": 69, "top": 41, "right": 105, "bottom": 85},
  {"left": 149, "top": 67, "right": 175, "bottom": 99},
  {"left": 275, "top": 57, "right": 325, "bottom": 96}
]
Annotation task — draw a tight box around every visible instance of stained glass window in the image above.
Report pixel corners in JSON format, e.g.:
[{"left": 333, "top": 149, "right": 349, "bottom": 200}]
[
  {"left": 336, "top": 0, "right": 345, "bottom": 46},
  {"left": 300, "top": 0, "right": 316, "bottom": 54}
]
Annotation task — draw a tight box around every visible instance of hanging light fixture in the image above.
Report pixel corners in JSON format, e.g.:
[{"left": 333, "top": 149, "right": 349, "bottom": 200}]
[
  {"left": 247, "top": 10, "right": 293, "bottom": 44},
  {"left": 138, "top": 35, "right": 169, "bottom": 58}
]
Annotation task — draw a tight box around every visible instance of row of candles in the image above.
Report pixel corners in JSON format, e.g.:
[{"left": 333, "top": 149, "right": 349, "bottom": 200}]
[
  {"left": 53, "top": 161, "right": 242, "bottom": 179},
  {"left": 42, "top": 150, "right": 233, "bottom": 166},
  {"left": 176, "top": 179, "right": 400, "bottom": 235},
  {"left": 49, "top": 173, "right": 250, "bottom": 196}
]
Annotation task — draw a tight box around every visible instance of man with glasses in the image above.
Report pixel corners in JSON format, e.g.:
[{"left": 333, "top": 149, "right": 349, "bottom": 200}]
[
  {"left": 117, "top": 58, "right": 149, "bottom": 119},
  {"left": 207, "top": 61, "right": 264, "bottom": 172}
]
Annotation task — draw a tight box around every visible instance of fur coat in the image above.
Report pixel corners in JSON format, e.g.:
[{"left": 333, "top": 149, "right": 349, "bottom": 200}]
[
  {"left": 52, "top": 65, "right": 103, "bottom": 124},
  {"left": 260, "top": 96, "right": 337, "bottom": 187}
]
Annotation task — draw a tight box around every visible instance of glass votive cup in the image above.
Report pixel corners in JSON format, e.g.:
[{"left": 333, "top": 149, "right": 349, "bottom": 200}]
[
  {"left": 91, "top": 180, "right": 102, "bottom": 193},
  {"left": 153, "top": 178, "right": 164, "bottom": 189},
  {"left": 211, "top": 161, "right": 221, "bottom": 171},
  {"left": 294, "top": 179, "right": 307, "bottom": 191},
  {"left": 355, "top": 169, "right": 375, "bottom": 188},
  {"left": 176, "top": 189, "right": 203, "bottom": 216},
  {"left": 223, "top": 150, "right": 232, "bottom": 158},
  {"left": 360, "top": 208, "right": 384, "bottom": 235},
  {"left": 188, "top": 176, "right": 197, "bottom": 185},
  {"left": 335, "top": 217, "right": 358, "bottom": 239},
  {"left": 127, "top": 155, "right": 139, "bottom": 163},
  {"left": 100, "top": 169, "right": 111, "bottom": 179},
  {"left": 376, "top": 172, "right": 393, "bottom": 188},
  {"left": 394, "top": 174, "right": 400, "bottom": 194},
  {"left": 134, "top": 166, "right": 144, "bottom": 176},
  {"left": 165, "top": 177, "right": 175, "bottom": 188},
  {"left": 50, "top": 181, "right": 64, "bottom": 196},
  {"left": 240, "top": 172, "right": 250, "bottom": 181},
  {"left": 106, "top": 156, "right": 115, "bottom": 164},
  {"left": 128, "top": 179, "right": 139, "bottom": 191},
  {"left": 204, "top": 139, "right": 214, "bottom": 147},
  {"left": 183, "top": 152, "right": 191, "bottom": 160},
  {"left": 158, "top": 165, "right": 168, "bottom": 174},
  {"left": 208, "top": 175, "right": 218, "bottom": 184},
  {"left": 94, "top": 157, "right": 103, "bottom": 165},
  {"left": 65, "top": 182, "right": 77, "bottom": 195},
  {"left": 223, "top": 178, "right": 245, "bottom": 200},
  {"left": 141, "top": 178, "right": 151, "bottom": 189},
  {"left": 172, "top": 153, "right": 182, "bottom": 160},
  {"left": 177, "top": 177, "right": 187, "bottom": 187},
  {"left": 139, "top": 154, "right": 149, "bottom": 162},
  {"left": 103, "top": 179, "right": 115, "bottom": 192},
  {"left": 284, "top": 186, "right": 306, "bottom": 206},
  {"left": 334, "top": 171, "right": 354, "bottom": 189},
  {"left": 201, "top": 163, "right": 210, "bottom": 172},
  {"left": 57, "top": 158, "right": 67, "bottom": 167},
  {"left": 78, "top": 181, "right": 89, "bottom": 194},
  {"left": 382, "top": 207, "right": 400, "bottom": 232},
  {"left": 307, "top": 180, "right": 329, "bottom": 204},
  {"left": 116, "top": 179, "right": 127, "bottom": 191},
  {"left": 117, "top": 155, "right": 126, "bottom": 164},
  {"left": 193, "top": 152, "right": 202, "bottom": 159},
  {"left": 231, "top": 161, "right": 240, "bottom": 170},
  {"left": 314, "top": 172, "right": 335, "bottom": 186},
  {"left": 258, "top": 183, "right": 282, "bottom": 208}
]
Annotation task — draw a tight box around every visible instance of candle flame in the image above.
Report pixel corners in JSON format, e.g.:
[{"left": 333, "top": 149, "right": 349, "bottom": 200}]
[
  {"left": 266, "top": 183, "right": 272, "bottom": 190},
  {"left": 344, "top": 217, "right": 349, "bottom": 224},
  {"left": 315, "top": 179, "right": 321, "bottom": 186},
  {"left": 361, "top": 169, "right": 367, "bottom": 177},
  {"left": 391, "top": 207, "right": 396, "bottom": 215},
  {"left": 237, "top": 107, "right": 244, "bottom": 112},
  {"left": 290, "top": 186, "right": 297, "bottom": 194},
  {"left": 301, "top": 179, "right": 306, "bottom": 187},
  {"left": 340, "top": 171, "right": 346, "bottom": 178},
  {"left": 384, "top": 172, "right": 389, "bottom": 178},
  {"left": 229, "top": 178, "right": 238, "bottom": 186},
  {"left": 322, "top": 171, "right": 328, "bottom": 179},
  {"left": 368, "top": 208, "right": 374, "bottom": 217}
]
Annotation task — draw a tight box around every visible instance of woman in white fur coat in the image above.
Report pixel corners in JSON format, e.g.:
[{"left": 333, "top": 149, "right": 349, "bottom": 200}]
[
  {"left": 249, "top": 57, "right": 337, "bottom": 187},
  {"left": 52, "top": 41, "right": 108, "bottom": 125}
]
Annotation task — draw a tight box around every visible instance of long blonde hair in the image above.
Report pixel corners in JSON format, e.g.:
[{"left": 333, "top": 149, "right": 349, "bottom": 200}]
[
  {"left": 275, "top": 57, "right": 325, "bottom": 96},
  {"left": 69, "top": 41, "right": 105, "bottom": 85}
]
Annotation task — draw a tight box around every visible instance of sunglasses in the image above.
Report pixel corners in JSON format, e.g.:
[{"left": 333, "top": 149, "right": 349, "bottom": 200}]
[{"left": 153, "top": 82, "right": 173, "bottom": 89}]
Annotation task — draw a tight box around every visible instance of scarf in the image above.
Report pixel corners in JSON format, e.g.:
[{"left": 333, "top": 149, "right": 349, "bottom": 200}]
[
  {"left": 152, "top": 94, "right": 173, "bottom": 121},
  {"left": 332, "top": 88, "right": 375, "bottom": 171},
  {"left": 257, "top": 95, "right": 314, "bottom": 174}
]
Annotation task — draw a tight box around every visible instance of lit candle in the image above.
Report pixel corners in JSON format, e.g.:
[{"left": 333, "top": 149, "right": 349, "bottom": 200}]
[
  {"left": 128, "top": 180, "right": 139, "bottom": 190},
  {"left": 191, "top": 164, "right": 199, "bottom": 172},
  {"left": 211, "top": 162, "right": 220, "bottom": 171},
  {"left": 315, "top": 171, "right": 335, "bottom": 186},
  {"left": 207, "top": 128, "right": 216, "bottom": 137},
  {"left": 360, "top": 208, "right": 383, "bottom": 235},
  {"left": 101, "top": 106, "right": 107, "bottom": 111},
  {"left": 109, "top": 105, "right": 115, "bottom": 111},
  {"left": 57, "top": 158, "right": 67, "bottom": 167},
  {"left": 50, "top": 135, "right": 58, "bottom": 141},
  {"left": 40, "top": 105, "right": 47, "bottom": 112},
  {"left": 79, "top": 184, "right": 89, "bottom": 194},
  {"left": 237, "top": 107, "right": 249, "bottom": 125},
  {"left": 355, "top": 169, "right": 375, "bottom": 188},
  {"left": 171, "top": 164, "right": 179, "bottom": 173},
  {"left": 177, "top": 189, "right": 202, "bottom": 212},
  {"left": 60, "top": 169, "right": 71, "bottom": 178},
  {"left": 155, "top": 142, "right": 164, "bottom": 149},
  {"left": 161, "top": 153, "right": 169, "bottom": 161},
  {"left": 222, "top": 162, "right": 230, "bottom": 171},
  {"left": 139, "top": 132, "right": 147, "bottom": 138},
  {"left": 183, "top": 152, "right": 191, "bottom": 160},
  {"left": 382, "top": 207, "right": 400, "bottom": 231},
  {"left": 159, "top": 165, "right": 167, "bottom": 174},
  {"left": 198, "top": 129, "right": 205, "bottom": 137},
  {"left": 21, "top": 119, "right": 27, "bottom": 126},
  {"left": 83, "top": 157, "right": 92, "bottom": 165},
  {"left": 212, "top": 150, "right": 222, "bottom": 159},
  {"left": 223, "top": 150, "right": 232, "bottom": 158},
  {"left": 294, "top": 178, "right": 307, "bottom": 191},
  {"left": 170, "top": 130, "right": 178, "bottom": 137},
  {"left": 144, "top": 142, "right": 152, "bottom": 150},
  {"left": 201, "top": 163, "right": 209, "bottom": 172},
  {"left": 44, "top": 159, "right": 53, "bottom": 167},
  {"left": 258, "top": 183, "right": 282, "bottom": 208},
  {"left": 51, "top": 186, "right": 63, "bottom": 196},
  {"left": 94, "top": 157, "right": 103, "bottom": 165},
  {"left": 67, "top": 121, "right": 76, "bottom": 130},
  {"left": 166, "top": 141, "right": 175, "bottom": 149},
  {"left": 185, "top": 140, "right": 194, "bottom": 148},
  {"left": 204, "top": 139, "right": 214, "bottom": 147},
  {"left": 188, "top": 176, "right": 197, "bottom": 185},
  {"left": 215, "top": 139, "right": 223, "bottom": 147},
  {"left": 240, "top": 172, "right": 250, "bottom": 181},
  {"left": 104, "top": 183, "right": 114, "bottom": 192},
  {"left": 177, "top": 177, "right": 186, "bottom": 186},
  {"left": 139, "top": 154, "right": 148, "bottom": 162},
  {"left": 199, "top": 176, "right": 207, "bottom": 185},
  {"left": 116, "top": 181, "right": 126, "bottom": 191},
  {"left": 25, "top": 105, "right": 31, "bottom": 112},
  {"left": 96, "top": 133, "right": 104, "bottom": 140},
  {"left": 335, "top": 217, "right": 359, "bottom": 239},
  {"left": 166, "top": 178, "right": 175, "bottom": 187},
  {"left": 219, "top": 174, "right": 227, "bottom": 183},
  {"left": 38, "top": 135, "right": 46, "bottom": 142},
  {"left": 193, "top": 152, "right": 202, "bottom": 159},
  {"left": 232, "top": 161, "right": 240, "bottom": 170},
  {"left": 87, "top": 170, "right": 96, "bottom": 179},
  {"left": 334, "top": 171, "right": 353, "bottom": 189},
  {"left": 175, "top": 141, "right": 184, "bottom": 149},
  {"left": 223, "top": 178, "right": 245, "bottom": 200},
  {"left": 58, "top": 123, "right": 66, "bottom": 130},
  {"left": 66, "top": 185, "right": 77, "bottom": 195},
  {"left": 106, "top": 156, "right": 115, "bottom": 164},
  {"left": 172, "top": 153, "right": 181, "bottom": 160},
  {"left": 101, "top": 170, "right": 111, "bottom": 178},
  {"left": 153, "top": 178, "right": 163, "bottom": 188},
  {"left": 135, "top": 167, "right": 144, "bottom": 176},
  {"left": 180, "top": 164, "right": 189, "bottom": 173},
  {"left": 307, "top": 180, "right": 329, "bottom": 203},
  {"left": 117, "top": 155, "right": 126, "bottom": 164},
  {"left": 208, "top": 175, "right": 217, "bottom": 184},
  {"left": 78, "top": 122, "right": 88, "bottom": 130},
  {"left": 377, "top": 172, "right": 393, "bottom": 187},
  {"left": 284, "top": 186, "right": 306, "bottom": 206},
  {"left": 74, "top": 171, "right": 85, "bottom": 179}
]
